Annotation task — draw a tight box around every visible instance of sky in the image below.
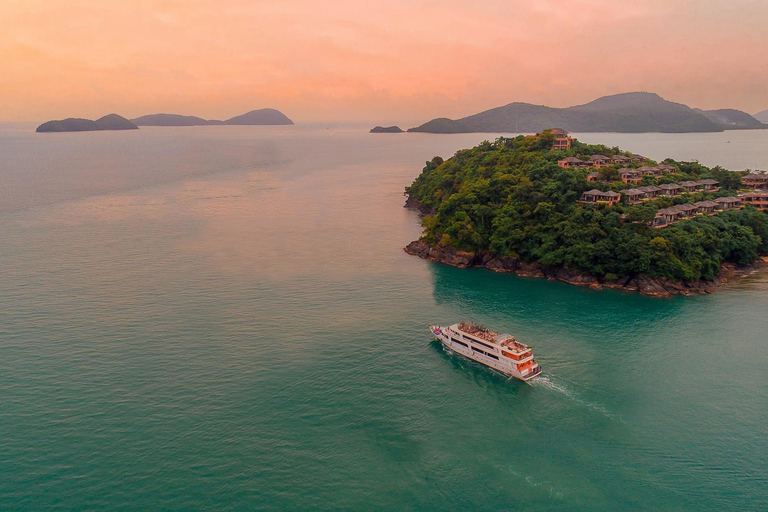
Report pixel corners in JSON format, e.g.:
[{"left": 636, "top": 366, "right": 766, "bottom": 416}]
[{"left": 1, "top": 0, "right": 767, "bottom": 124}]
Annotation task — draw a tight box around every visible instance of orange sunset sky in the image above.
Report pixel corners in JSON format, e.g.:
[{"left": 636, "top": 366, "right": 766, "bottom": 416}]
[{"left": 2, "top": 0, "right": 767, "bottom": 123}]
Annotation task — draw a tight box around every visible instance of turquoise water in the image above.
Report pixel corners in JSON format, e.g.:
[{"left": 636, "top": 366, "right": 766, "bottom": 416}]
[{"left": 1, "top": 126, "right": 767, "bottom": 510}]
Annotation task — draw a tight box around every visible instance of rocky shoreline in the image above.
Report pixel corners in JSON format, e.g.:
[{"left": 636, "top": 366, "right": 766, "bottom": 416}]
[{"left": 404, "top": 240, "right": 767, "bottom": 297}]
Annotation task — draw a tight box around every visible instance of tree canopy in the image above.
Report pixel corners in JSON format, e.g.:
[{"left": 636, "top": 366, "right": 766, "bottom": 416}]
[{"left": 405, "top": 136, "right": 767, "bottom": 282}]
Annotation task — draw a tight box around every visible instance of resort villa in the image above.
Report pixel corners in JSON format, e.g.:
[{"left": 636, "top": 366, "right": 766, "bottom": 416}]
[
  {"left": 715, "top": 196, "right": 742, "bottom": 211},
  {"left": 739, "top": 191, "right": 768, "bottom": 210},
  {"left": 579, "top": 189, "right": 621, "bottom": 204},
  {"left": 742, "top": 173, "right": 768, "bottom": 190},
  {"left": 550, "top": 129, "right": 574, "bottom": 150}
]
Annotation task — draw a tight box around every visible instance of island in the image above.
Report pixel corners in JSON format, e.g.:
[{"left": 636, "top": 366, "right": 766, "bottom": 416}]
[
  {"left": 370, "top": 126, "right": 404, "bottom": 133},
  {"left": 36, "top": 114, "right": 138, "bottom": 133},
  {"left": 755, "top": 109, "right": 768, "bottom": 123},
  {"left": 132, "top": 108, "right": 293, "bottom": 126},
  {"left": 408, "top": 92, "right": 766, "bottom": 134},
  {"left": 403, "top": 129, "right": 768, "bottom": 297}
]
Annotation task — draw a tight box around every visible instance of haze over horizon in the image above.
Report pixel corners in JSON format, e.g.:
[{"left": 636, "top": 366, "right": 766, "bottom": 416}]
[{"left": 2, "top": 0, "right": 767, "bottom": 124}]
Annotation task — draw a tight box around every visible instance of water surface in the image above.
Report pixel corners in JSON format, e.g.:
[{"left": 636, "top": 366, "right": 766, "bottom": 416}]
[{"left": 1, "top": 126, "right": 767, "bottom": 510}]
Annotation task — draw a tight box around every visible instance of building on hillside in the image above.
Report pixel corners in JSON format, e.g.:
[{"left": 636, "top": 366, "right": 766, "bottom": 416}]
[
  {"left": 680, "top": 181, "right": 700, "bottom": 193},
  {"left": 586, "top": 171, "right": 601, "bottom": 182},
  {"left": 579, "top": 189, "right": 620, "bottom": 204},
  {"left": 697, "top": 179, "right": 719, "bottom": 192},
  {"left": 651, "top": 208, "right": 684, "bottom": 228},
  {"left": 611, "top": 155, "right": 632, "bottom": 164},
  {"left": 636, "top": 166, "right": 661, "bottom": 176},
  {"left": 657, "top": 164, "right": 677, "bottom": 173},
  {"left": 619, "top": 169, "right": 642, "bottom": 184},
  {"left": 694, "top": 200, "right": 718, "bottom": 215},
  {"left": 549, "top": 128, "right": 573, "bottom": 150},
  {"left": 715, "top": 196, "right": 742, "bottom": 210},
  {"left": 631, "top": 154, "right": 648, "bottom": 163},
  {"left": 739, "top": 191, "right": 768, "bottom": 210},
  {"left": 637, "top": 185, "right": 661, "bottom": 199},
  {"left": 658, "top": 183, "right": 683, "bottom": 196},
  {"left": 623, "top": 188, "right": 646, "bottom": 204},
  {"left": 589, "top": 155, "right": 611, "bottom": 167},
  {"left": 558, "top": 157, "right": 590, "bottom": 169},
  {"left": 673, "top": 203, "right": 698, "bottom": 218},
  {"left": 742, "top": 173, "right": 768, "bottom": 190}
]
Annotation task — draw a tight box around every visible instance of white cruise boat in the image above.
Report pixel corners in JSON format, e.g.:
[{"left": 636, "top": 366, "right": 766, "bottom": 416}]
[{"left": 430, "top": 321, "right": 541, "bottom": 381}]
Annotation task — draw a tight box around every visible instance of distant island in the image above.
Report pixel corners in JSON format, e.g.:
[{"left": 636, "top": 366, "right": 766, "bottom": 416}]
[
  {"left": 755, "top": 109, "right": 768, "bottom": 123},
  {"left": 404, "top": 129, "right": 768, "bottom": 297},
  {"left": 132, "top": 108, "right": 293, "bottom": 126},
  {"left": 370, "top": 126, "right": 403, "bottom": 133},
  {"left": 408, "top": 92, "right": 767, "bottom": 134},
  {"left": 36, "top": 114, "right": 138, "bottom": 133}
]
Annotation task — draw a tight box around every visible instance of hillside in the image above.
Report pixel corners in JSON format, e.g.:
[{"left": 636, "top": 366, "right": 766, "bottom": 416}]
[
  {"left": 36, "top": 114, "right": 138, "bottom": 133},
  {"left": 223, "top": 108, "right": 293, "bottom": 125},
  {"left": 370, "top": 126, "right": 404, "bottom": 133},
  {"left": 698, "top": 109, "right": 765, "bottom": 129},
  {"left": 132, "top": 113, "right": 213, "bottom": 126},
  {"left": 132, "top": 108, "right": 293, "bottom": 126},
  {"left": 409, "top": 93, "right": 731, "bottom": 134},
  {"left": 403, "top": 134, "right": 768, "bottom": 295},
  {"left": 755, "top": 110, "right": 768, "bottom": 123}
]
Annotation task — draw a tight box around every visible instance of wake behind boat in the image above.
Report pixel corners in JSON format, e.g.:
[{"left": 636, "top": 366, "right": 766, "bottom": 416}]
[{"left": 430, "top": 321, "right": 541, "bottom": 381}]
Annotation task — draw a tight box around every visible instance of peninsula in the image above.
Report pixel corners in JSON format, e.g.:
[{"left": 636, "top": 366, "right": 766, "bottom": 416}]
[
  {"left": 132, "top": 108, "right": 293, "bottom": 126},
  {"left": 404, "top": 129, "right": 768, "bottom": 297},
  {"left": 408, "top": 92, "right": 766, "bottom": 134},
  {"left": 36, "top": 114, "right": 138, "bottom": 133}
]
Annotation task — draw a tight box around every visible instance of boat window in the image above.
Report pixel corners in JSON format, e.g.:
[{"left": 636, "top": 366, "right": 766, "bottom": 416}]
[
  {"left": 451, "top": 338, "right": 468, "bottom": 348},
  {"left": 470, "top": 339, "right": 495, "bottom": 351}
]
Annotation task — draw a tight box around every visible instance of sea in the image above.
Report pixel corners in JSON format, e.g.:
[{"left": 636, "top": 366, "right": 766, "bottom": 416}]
[{"left": 0, "top": 125, "right": 766, "bottom": 511}]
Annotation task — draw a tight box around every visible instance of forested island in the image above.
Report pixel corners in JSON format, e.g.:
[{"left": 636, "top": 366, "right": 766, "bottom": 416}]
[
  {"left": 132, "top": 108, "right": 293, "bottom": 126},
  {"left": 404, "top": 131, "right": 768, "bottom": 296},
  {"left": 36, "top": 114, "right": 138, "bottom": 132},
  {"left": 370, "top": 126, "right": 403, "bottom": 133}
]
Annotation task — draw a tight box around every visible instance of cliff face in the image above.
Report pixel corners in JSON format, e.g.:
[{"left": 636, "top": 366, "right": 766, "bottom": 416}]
[{"left": 403, "top": 240, "right": 763, "bottom": 297}]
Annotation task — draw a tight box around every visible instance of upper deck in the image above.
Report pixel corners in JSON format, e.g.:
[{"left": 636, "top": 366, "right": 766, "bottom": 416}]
[{"left": 452, "top": 322, "right": 531, "bottom": 354}]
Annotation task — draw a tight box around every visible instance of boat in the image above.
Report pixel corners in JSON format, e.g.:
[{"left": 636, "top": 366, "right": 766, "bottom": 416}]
[{"left": 429, "top": 321, "right": 541, "bottom": 381}]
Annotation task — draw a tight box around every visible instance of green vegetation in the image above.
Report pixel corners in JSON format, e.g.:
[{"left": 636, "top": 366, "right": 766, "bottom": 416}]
[{"left": 405, "top": 135, "right": 768, "bottom": 282}]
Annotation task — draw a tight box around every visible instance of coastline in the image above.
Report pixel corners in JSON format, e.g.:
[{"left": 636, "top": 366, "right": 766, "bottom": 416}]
[{"left": 403, "top": 200, "right": 767, "bottom": 297}]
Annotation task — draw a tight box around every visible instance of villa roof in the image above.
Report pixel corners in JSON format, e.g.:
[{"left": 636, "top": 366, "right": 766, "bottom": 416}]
[
  {"left": 659, "top": 183, "right": 683, "bottom": 190},
  {"left": 743, "top": 173, "right": 768, "bottom": 180},
  {"left": 672, "top": 203, "right": 697, "bottom": 212},
  {"left": 637, "top": 185, "right": 661, "bottom": 192},
  {"left": 612, "top": 154, "right": 631, "bottom": 160},
  {"left": 694, "top": 200, "right": 718, "bottom": 207},
  {"left": 680, "top": 181, "right": 699, "bottom": 187},
  {"left": 624, "top": 188, "right": 645, "bottom": 196},
  {"left": 697, "top": 179, "right": 719, "bottom": 185},
  {"left": 715, "top": 196, "right": 741, "bottom": 203},
  {"left": 561, "top": 157, "right": 585, "bottom": 163},
  {"left": 590, "top": 155, "right": 609, "bottom": 160}
]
